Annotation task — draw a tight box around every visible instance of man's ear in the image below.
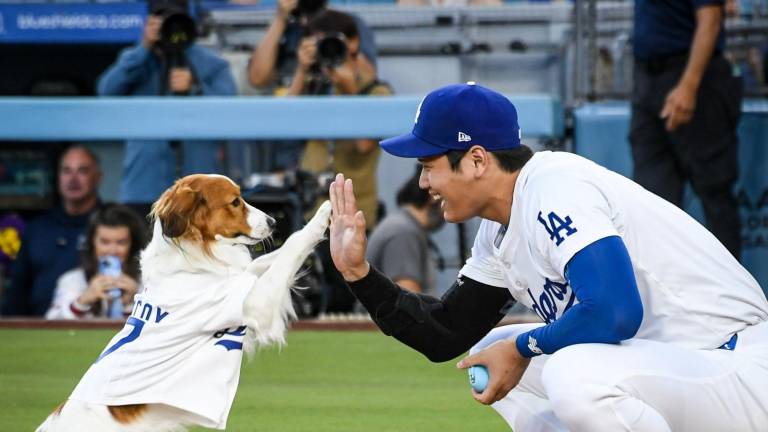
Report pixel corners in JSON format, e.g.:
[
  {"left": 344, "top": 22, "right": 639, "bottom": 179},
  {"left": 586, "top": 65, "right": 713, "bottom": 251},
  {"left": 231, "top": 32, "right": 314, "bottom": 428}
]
[{"left": 468, "top": 145, "right": 490, "bottom": 177}]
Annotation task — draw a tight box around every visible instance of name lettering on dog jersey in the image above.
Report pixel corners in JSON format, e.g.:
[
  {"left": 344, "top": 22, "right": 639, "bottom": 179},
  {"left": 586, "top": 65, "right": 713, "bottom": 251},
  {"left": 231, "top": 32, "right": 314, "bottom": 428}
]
[
  {"left": 97, "top": 300, "right": 172, "bottom": 363},
  {"left": 537, "top": 211, "right": 577, "bottom": 246},
  {"left": 528, "top": 278, "right": 576, "bottom": 324},
  {"left": 131, "top": 300, "right": 170, "bottom": 323}
]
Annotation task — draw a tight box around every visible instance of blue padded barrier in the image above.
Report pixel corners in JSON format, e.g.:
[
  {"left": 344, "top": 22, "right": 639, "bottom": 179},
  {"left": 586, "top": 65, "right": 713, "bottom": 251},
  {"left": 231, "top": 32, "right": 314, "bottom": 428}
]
[
  {"left": 574, "top": 100, "right": 768, "bottom": 294},
  {"left": 0, "top": 95, "right": 563, "bottom": 141}
]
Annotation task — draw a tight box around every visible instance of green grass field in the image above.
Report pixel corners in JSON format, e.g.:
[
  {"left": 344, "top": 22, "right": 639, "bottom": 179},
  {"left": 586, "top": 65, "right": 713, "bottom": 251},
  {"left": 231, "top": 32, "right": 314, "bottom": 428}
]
[{"left": 0, "top": 328, "right": 509, "bottom": 432}]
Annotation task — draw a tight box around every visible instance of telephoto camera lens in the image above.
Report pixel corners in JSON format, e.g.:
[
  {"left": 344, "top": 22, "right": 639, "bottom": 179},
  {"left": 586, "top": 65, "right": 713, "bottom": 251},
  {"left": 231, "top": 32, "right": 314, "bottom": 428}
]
[
  {"left": 159, "top": 12, "right": 197, "bottom": 60},
  {"left": 316, "top": 33, "right": 347, "bottom": 69}
]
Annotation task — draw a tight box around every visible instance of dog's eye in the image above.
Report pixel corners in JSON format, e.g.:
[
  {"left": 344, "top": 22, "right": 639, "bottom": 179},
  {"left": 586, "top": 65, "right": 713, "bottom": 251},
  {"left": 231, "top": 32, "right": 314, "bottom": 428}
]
[{"left": 231, "top": 198, "right": 240, "bottom": 207}]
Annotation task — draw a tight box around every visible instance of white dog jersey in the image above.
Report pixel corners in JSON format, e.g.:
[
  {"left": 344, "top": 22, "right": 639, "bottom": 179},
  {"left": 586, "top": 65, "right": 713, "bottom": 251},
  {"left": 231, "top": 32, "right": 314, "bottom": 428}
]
[
  {"left": 69, "top": 270, "right": 257, "bottom": 429},
  {"left": 461, "top": 151, "right": 768, "bottom": 350}
]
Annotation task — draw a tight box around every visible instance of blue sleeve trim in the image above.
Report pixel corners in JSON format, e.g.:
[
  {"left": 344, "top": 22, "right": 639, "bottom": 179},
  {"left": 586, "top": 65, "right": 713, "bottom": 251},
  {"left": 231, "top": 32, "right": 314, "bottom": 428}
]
[{"left": 516, "top": 235, "right": 643, "bottom": 358}]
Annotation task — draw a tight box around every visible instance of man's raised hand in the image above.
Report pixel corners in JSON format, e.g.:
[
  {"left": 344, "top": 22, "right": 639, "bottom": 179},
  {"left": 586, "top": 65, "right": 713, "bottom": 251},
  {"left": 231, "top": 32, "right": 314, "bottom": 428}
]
[{"left": 329, "top": 174, "right": 370, "bottom": 281}]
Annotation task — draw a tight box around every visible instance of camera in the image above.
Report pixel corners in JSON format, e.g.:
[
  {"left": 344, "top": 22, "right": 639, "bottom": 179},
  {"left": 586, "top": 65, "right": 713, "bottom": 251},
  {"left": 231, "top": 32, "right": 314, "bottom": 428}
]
[
  {"left": 315, "top": 33, "right": 347, "bottom": 69},
  {"left": 148, "top": 0, "right": 197, "bottom": 66}
]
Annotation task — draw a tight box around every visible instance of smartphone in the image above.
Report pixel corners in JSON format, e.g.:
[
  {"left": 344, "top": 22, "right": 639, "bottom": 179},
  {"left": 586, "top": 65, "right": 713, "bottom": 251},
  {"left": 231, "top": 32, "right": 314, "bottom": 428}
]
[{"left": 98, "top": 256, "right": 122, "bottom": 277}]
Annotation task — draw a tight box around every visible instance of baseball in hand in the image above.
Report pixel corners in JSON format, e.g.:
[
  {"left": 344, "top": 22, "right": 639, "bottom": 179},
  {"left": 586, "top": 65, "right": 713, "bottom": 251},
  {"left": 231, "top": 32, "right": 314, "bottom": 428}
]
[{"left": 468, "top": 365, "right": 489, "bottom": 393}]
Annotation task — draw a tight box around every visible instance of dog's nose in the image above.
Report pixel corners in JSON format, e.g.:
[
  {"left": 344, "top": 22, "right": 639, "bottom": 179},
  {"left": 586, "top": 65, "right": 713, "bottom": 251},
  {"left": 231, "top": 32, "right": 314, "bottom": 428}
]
[{"left": 267, "top": 217, "right": 277, "bottom": 229}]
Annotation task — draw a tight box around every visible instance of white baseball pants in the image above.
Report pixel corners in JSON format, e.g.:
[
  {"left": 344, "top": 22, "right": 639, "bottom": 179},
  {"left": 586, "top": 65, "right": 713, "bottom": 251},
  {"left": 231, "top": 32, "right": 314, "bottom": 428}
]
[{"left": 470, "top": 320, "right": 768, "bottom": 432}]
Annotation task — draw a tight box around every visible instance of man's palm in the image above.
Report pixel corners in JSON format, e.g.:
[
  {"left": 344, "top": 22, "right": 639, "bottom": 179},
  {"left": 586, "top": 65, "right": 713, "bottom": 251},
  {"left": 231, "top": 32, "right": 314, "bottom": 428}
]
[{"left": 329, "top": 174, "right": 368, "bottom": 280}]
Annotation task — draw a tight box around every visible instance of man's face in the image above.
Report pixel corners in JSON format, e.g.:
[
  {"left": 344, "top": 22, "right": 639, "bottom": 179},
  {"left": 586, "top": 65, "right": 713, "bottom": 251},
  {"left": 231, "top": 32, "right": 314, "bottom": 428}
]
[
  {"left": 58, "top": 148, "right": 101, "bottom": 204},
  {"left": 418, "top": 154, "right": 483, "bottom": 223}
]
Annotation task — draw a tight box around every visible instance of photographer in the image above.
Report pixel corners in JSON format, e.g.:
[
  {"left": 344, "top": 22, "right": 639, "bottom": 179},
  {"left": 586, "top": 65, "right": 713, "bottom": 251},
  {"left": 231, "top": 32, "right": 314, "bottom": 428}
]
[
  {"left": 288, "top": 10, "right": 392, "bottom": 313},
  {"left": 97, "top": 0, "right": 237, "bottom": 218},
  {"left": 248, "top": 0, "right": 377, "bottom": 92},
  {"left": 45, "top": 204, "right": 147, "bottom": 320}
]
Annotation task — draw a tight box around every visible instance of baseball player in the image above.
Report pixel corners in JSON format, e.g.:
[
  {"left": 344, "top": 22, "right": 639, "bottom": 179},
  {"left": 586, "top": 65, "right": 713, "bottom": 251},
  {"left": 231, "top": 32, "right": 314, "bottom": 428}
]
[{"left": 328, "top": 82, "right": 768, "bottom": 431}]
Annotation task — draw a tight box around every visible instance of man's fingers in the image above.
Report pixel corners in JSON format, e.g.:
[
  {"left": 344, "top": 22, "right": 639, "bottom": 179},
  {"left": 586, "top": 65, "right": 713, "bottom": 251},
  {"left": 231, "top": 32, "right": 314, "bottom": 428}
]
[
  {"left": 344, "top": 178, "right": 357, "bottom": 216},
  {"left": 659, "top": 103, "right": 671, "bottom": 120},
  {"left": 332, "top": 174, "right": 346, "bottom": 216},
  {"left": 355, "top": 210, "right": 366, "bottom": 231},
  {"left": 666, "top": 112, "right": 681, "bottom": 131},
  {"left": 456, "top": 352, "right": 482, "bottom": 369},
  {"left": 472, "top": 386, "right": 495, "bottom": 405}
]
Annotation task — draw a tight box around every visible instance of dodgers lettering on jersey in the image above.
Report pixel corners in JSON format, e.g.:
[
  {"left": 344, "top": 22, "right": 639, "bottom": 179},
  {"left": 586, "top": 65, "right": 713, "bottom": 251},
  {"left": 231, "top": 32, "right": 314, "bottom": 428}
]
[
  {"left": 460, "top": 151, "right": 768, "bottom": 351},
  {"left": 536, "top": 211, "right": 577, "bottom": 247},
  {"left": 213, "top": 326, "right": 247, "bottom": 351},
  {"left": 527, "top": 278, "right": 575, "bottom": 324}
]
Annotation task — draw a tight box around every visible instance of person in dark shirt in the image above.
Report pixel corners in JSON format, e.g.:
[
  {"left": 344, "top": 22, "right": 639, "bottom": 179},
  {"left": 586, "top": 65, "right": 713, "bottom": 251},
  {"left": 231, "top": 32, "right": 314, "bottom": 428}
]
[
  {"left": 630, "top": 0, "right": 743, "bottom": 259},
  {"left": 1, "top": 146, "right": 102, "bottom": 316},
  {"left": 366, "top": 167, "right": 444, "bottom": 295}
]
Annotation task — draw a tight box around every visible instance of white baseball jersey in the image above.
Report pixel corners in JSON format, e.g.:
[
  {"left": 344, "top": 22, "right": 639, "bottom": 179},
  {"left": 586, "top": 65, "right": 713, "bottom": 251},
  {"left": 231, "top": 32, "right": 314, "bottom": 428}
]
[
  {"left": 69, "top": 270, "right": 256, "bottom": 429},
  {"left": 461, "top": 151, "right": 768, "bottom": 350}
]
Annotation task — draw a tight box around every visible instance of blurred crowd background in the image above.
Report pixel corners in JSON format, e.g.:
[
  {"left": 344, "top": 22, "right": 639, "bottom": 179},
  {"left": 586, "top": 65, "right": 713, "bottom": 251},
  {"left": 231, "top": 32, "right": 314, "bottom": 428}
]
[{"left": 0, "top": 0, "right": 766, "bottom": 320}]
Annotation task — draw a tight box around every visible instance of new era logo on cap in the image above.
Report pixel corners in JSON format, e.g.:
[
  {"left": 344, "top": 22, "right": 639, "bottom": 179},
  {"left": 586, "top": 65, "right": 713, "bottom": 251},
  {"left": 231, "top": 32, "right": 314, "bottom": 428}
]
[{"left": 380, "top": 82, "right": 521, "bottom": 158}]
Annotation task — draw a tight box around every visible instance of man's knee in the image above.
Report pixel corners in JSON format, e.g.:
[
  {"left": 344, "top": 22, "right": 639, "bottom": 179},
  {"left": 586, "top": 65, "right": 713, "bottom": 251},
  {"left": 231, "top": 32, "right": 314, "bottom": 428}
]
[{"left": 541, "top": 344, "right": 619, "bottom": 429}]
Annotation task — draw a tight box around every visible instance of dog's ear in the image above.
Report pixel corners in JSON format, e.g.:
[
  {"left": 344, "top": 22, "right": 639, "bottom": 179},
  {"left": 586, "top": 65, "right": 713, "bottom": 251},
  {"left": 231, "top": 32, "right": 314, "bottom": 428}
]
[{"left": 152, "top": 184, "right": 202, "bottom": 238}]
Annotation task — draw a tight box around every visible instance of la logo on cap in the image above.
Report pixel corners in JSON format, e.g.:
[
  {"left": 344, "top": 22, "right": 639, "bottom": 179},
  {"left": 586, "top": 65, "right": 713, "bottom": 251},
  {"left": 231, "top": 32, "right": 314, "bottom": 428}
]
[{"left": 458, "top": 132, "right": 471, "bottom": 142}]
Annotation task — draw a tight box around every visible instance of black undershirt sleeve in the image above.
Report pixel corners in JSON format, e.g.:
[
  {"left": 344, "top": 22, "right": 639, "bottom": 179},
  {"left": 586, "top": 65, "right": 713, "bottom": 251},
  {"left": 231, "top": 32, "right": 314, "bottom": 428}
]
[{"left": 347, "top": 266, "right": 516, "bottom": 362}]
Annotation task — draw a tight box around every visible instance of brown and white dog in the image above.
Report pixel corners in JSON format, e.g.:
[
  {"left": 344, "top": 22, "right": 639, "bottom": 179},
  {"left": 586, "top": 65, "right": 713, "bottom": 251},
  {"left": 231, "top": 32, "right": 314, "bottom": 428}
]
[{"left": 37, "top": 174, "right": 332, "bottom": 431}]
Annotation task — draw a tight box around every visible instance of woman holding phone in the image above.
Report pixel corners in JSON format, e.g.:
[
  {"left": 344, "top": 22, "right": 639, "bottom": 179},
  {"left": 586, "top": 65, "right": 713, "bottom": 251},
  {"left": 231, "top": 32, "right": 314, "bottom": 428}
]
[{"left": 46, "top": 204, "right": 147, "bottom": 319}]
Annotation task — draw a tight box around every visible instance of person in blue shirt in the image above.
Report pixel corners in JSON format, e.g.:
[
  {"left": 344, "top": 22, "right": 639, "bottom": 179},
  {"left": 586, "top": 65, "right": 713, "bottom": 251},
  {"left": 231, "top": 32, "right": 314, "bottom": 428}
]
[
  {"left": 97, "top": 0, "right": 237, "bottom": 217},
  {"left": 2, "top": 146, "right": 102, "bottom": 316},
  {"left": 629, "top": 0, "right": 743, "bottom": 260}
]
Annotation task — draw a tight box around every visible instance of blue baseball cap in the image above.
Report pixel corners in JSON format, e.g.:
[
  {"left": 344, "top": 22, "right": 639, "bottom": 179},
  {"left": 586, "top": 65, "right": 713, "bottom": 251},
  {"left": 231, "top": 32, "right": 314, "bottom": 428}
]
[{"left": 380, "top": 82, "right": 521, "bottom": 158}]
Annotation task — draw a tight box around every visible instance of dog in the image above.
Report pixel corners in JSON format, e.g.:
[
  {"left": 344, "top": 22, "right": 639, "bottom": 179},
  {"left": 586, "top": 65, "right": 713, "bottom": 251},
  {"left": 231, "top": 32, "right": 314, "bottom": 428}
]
[{"left": 37, "top": 174, "right": 332, "bottom": 431}]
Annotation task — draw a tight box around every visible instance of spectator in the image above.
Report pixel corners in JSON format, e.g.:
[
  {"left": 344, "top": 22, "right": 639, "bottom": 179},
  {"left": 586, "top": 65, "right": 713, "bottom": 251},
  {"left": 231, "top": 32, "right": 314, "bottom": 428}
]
[
  {"left": 629, "top": 0, "right": 743, "bottom": 259},
  {"left": 46, "top": 204, "right": 147, "bottom": 320},
  {"left": 1, "top": 146, "right": 102, "bottom": 316},
  {"left": 97, "top": 0, "right": 237, "bottom": 218},
  {"left": 248, "top": 0, "right": 377, "bottom": 92},
  {"left": 367, "top": 167, "right": 444, "bottom": 295},
  {"left": 246, "top": 0, "right": 378, "bottom": 173},
  {"left": 288, "top": 9, "right": 391, "bottom": 312},
  {"left": 293, "top": 9, "right": 391, "bottom": 230}
]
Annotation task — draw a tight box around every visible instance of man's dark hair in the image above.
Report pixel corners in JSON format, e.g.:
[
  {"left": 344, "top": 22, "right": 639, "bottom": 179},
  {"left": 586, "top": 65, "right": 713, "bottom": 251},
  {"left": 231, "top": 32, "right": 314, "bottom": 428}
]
[
  {"left": 81, "top": 204, "right": 149, "bottom": 283},
  {"left": 307, "top": 9, "right": 359, "bottom": 40},
  {"left": 445, "top": 145, "right": 533, "bottom": 173},
  {"left": 396, "top": 166, "right": 431, "bottom": 208}
]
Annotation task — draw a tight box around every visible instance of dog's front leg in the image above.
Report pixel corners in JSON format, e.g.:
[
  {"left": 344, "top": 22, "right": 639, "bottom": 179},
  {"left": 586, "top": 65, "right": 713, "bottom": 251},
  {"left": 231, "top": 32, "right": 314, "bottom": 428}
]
[
  {"left": 247, "top": 250, "right": 279, "bottom": 277},
  {"left": 243, "top": 201, "right": 331, "bottom": 347}
]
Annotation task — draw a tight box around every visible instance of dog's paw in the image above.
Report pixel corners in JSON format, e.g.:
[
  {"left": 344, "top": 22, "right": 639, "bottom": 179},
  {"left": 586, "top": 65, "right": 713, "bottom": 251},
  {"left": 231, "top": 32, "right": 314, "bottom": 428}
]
[{"left": 307, "top": 200, "right": 332, "bottom": 235}]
